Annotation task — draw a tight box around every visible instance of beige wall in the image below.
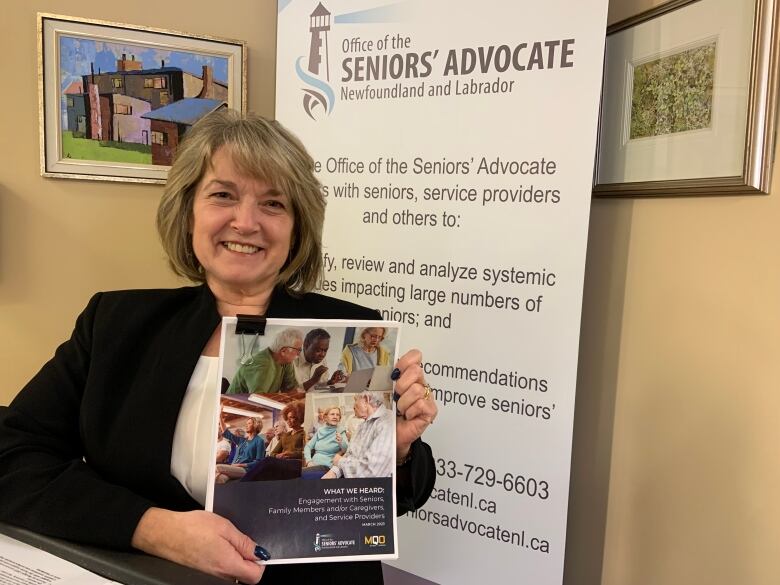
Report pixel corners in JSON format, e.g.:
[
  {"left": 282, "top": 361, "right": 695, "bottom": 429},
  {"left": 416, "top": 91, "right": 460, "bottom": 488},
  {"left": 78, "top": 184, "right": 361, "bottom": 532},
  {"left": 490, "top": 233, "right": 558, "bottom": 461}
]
[
  {"left": 2, "top": 1, "right": 778, "bottom": 584},
  {"left": 0, "top": 0, "right": 275, "bottom": 403},
  {"left": 566, "top": 1, "right": 780, "bottom": 585}
]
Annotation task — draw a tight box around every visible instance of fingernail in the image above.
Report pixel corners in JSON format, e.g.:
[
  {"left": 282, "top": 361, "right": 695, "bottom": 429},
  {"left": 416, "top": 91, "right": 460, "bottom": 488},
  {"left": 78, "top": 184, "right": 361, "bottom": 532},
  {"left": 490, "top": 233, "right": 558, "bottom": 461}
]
[
  {"left": 254, "top": 545, "right": 271, "bottom": 561},
  {"left": 391, "top": 368, "right": 401, "bottom": 380},
  {"left": 393, "top": 391, "right": 400, "bottom": 402}
]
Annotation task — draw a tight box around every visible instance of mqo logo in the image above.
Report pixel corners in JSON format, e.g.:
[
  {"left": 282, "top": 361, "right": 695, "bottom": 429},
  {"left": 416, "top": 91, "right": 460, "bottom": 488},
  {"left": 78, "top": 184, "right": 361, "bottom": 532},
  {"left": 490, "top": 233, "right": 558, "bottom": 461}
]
[
  {"left": 364, "top": 535, "right": 387, "bottom": 547},
  {"left": 295, "top": 2, "right": 336, "bottom": 120}
]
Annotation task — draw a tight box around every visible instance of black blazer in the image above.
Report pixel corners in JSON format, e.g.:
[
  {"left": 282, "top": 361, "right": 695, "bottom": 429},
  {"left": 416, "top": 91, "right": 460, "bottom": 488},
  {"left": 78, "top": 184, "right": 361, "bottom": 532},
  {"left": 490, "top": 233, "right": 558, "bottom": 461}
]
[{"left": 0, "top": 285, "right": 434, "bottom": 584}]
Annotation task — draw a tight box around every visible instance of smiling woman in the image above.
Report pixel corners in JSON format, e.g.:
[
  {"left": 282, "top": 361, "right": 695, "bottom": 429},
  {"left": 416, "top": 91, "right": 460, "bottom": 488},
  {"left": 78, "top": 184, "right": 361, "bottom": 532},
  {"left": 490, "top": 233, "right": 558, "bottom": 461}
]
[
  {"left": 191, "top": 148, "right": 294, "bottom": 300},
  {"left": 157, "top": 111, "right": 325, "bottom": 300},
  {"left": 0, "top": 109, "right": 438, "bottom": 585}
]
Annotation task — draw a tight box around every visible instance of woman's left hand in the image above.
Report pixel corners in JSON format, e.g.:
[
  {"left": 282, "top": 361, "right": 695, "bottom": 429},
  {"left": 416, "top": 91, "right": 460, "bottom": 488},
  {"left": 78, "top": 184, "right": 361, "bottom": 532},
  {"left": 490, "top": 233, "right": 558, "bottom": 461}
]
[
  {"left": 393, "top": 349, "right": 437, "bottom": 460},
  {"left": 131, "top": 508, "right": 265, "bottom": 583}
]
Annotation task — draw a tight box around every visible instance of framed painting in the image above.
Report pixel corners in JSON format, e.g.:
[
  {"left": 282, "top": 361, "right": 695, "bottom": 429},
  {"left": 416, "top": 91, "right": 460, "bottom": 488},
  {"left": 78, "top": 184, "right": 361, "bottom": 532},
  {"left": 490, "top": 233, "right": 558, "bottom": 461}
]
[
  {"left": 593, "top": 0, "right": 780, "bottom": 196},
  {"left": 38, "top": 13, "right": 247, "bottom": 183}
]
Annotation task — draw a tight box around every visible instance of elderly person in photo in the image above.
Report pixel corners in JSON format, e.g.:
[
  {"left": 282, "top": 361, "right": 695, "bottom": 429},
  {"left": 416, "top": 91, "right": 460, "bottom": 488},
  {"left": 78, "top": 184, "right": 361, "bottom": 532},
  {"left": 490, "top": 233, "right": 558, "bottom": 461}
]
[
  {"left": 304, "top": 406, "right": 348, "bottom": 468},
  {"left": 215, "top": 413, "right": 265, "bottom": 483},
  {"left": 227, "top": 327, "right": 303, "bottom": 394},
  {"left": 265, "top": 419, "right": 288, "bottom": 457},
  {"left": 0, "top": 110, "right": 437, "bottom": 584},
  {"left": 345, "top": 392, "right": 367, "bottom": 440},
  {"left": 323, "top": 391, "right": 394, "bottom": 479},
  {"left": 307, "top": 406, "right": 326, "bottom": 437},
  {"left": 293, "top": 328, "right": 345, "bottom": 390},
  {"left": 340, "top": 327, "right": 390, "bottom": 375}
]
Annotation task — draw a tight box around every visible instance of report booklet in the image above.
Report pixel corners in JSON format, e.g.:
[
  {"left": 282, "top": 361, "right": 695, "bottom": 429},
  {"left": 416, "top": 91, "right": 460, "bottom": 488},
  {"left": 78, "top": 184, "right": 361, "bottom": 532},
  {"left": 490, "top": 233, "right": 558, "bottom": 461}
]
[{"left": 206, "top": 317, "right": 401, "bottom": 564}]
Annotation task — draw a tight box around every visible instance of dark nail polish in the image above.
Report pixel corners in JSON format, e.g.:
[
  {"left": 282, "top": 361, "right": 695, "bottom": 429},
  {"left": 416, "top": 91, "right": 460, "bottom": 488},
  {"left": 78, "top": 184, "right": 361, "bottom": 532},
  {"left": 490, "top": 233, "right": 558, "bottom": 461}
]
[
  {"left": 390, "top": 368, "right": 401, "bottom": 380},
  {"left": 393, "top": 391, "right": 400, "bottom": 402},
  {"left": 254, "top": 545, "right": 271, "bottom": 561}
]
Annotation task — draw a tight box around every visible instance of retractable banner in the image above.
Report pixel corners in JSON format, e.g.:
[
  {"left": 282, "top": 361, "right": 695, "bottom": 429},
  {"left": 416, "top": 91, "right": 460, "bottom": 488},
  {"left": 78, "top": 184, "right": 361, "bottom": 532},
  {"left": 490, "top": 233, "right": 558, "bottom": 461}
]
[{"left": 275, "top": 1, "right": 608, "bottom": 583}]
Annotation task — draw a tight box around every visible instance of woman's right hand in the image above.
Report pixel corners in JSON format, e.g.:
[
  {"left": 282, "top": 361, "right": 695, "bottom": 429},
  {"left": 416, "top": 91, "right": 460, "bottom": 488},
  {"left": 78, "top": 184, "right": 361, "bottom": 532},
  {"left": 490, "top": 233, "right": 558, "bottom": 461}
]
[{"left": 131, "top": 507, "right": 265, "bottom": 583}]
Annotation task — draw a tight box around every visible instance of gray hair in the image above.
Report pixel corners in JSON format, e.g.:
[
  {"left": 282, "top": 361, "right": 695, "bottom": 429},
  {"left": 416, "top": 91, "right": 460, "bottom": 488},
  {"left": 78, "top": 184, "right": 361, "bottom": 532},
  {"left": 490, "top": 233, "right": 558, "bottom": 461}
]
[
  {"left": 358, "top": 327, "right": 386, "bottom": 341},
  {"left": 270, "top": 328, "right": 303, "bottom": 352},
  {"left": 358, "top": 390, "right": 385, "bottom": 408}
]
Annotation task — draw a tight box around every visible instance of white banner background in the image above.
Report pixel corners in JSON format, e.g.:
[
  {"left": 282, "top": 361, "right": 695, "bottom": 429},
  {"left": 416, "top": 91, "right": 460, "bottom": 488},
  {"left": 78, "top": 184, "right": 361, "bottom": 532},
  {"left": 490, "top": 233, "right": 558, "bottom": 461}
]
[{"left": 276, "top": 1, "right": 608, "bottom": 583}]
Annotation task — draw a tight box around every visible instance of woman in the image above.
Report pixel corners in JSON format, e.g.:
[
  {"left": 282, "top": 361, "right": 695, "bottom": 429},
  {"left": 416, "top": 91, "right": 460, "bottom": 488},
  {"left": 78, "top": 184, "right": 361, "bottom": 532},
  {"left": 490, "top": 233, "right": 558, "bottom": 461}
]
[
  {"left": 215, "top": 414, "right": 265, "bottom": 483},
  {"left": 303, "top": 406, "right": 347, "bottom": 468},
  {"left": 270, "top": 401, "right": 305, "bottom": 460},
  {"left": 0, "top": 109, "right": 437, "bottom": 584},
  {"left": 340, "top": 326, "right": 391, "bottom": 374}
]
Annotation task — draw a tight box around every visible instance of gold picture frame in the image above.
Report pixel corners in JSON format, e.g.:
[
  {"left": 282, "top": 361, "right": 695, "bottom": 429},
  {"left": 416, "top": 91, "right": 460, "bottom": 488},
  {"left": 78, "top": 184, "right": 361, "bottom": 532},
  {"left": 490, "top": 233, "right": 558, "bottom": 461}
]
[
  {"left": 38, "top": 13, "right": 247, "bottom": 184},
  {"left": 594, "top": 0, "right": 780, "bottom": 197}
]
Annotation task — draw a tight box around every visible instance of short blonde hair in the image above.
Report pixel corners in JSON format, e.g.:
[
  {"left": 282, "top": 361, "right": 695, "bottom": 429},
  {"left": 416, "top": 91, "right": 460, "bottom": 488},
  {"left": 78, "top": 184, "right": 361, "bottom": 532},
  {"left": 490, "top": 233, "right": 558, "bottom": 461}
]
[{"left": 157, "top": 109, "right": 324, "bottom": 293}]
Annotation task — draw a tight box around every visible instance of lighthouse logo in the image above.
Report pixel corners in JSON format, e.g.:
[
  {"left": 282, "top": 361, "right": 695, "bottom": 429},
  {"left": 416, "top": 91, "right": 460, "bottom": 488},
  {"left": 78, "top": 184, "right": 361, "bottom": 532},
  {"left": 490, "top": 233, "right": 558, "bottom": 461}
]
[{"left": 296, "top": 2, "right": 335, "bottom": 120}]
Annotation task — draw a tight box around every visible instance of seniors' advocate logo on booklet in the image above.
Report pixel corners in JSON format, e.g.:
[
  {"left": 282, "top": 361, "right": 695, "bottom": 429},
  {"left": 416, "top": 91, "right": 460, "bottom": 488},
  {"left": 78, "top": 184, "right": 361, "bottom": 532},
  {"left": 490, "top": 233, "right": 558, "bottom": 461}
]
[{"left": 314, "top": 532, "right": 357, "bottom": 552}]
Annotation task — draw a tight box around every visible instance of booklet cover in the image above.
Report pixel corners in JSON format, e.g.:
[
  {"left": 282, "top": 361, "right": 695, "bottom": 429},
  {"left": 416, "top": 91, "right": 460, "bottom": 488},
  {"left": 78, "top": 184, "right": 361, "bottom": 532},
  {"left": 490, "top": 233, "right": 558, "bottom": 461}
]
[{"left": 206, "top": 318, "right": 401, "bottom": 564}]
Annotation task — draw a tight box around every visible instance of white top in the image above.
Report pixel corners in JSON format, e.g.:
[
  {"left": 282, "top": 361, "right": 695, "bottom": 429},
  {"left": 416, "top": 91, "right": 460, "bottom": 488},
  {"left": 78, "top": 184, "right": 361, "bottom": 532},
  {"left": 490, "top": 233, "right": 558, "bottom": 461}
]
[
  {"left": 266, "top": 435, "right": 280, "bottom": 457},
  {"left": 170, "top": 356, "right": 219, "bottom": 506},
  {"left": 293, "top": 354, "right": 328, "bottom": 386}
]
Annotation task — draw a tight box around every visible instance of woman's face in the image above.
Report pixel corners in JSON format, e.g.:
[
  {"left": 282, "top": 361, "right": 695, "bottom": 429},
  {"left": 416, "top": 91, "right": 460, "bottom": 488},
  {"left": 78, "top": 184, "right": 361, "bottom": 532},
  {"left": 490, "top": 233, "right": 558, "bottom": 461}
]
[
  {"left": 361, "top": 328, "right": 384, "bottom": 351},
  {"left": 191, "top": 146, "right": 294, "bottom": 297},
  {"left": 273, "top": 422, "right": 285, "bottom": 437},
  {"left": 325, "top": 408, "right": 341, "bottom": 426},
  {"left": 285, "top": 409, "right": 301, "bottom": 429}
]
